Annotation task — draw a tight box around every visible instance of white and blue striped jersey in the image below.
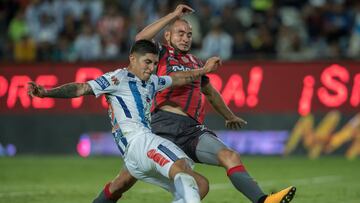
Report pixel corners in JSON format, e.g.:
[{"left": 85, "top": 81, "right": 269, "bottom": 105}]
[{"left": 87, "top": 68, "right": 172, "bottom": 156}]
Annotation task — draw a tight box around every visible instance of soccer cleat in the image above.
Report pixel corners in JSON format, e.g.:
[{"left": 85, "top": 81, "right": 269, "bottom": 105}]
[{"left": 264, "top": 186, "right": 296, "bottom": 203}]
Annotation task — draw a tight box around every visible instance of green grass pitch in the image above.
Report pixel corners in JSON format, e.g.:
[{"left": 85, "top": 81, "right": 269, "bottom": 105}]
[{"left": 0, "top": 156, "right": 359, "bottom": 203}]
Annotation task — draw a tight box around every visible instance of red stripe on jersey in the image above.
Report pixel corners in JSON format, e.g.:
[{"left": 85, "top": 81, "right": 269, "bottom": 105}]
[{"left": 152, "top": 45, "right": 207, "bottom": 123}]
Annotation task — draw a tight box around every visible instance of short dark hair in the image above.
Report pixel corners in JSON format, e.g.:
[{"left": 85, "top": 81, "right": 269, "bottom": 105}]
[
  {"left": 166, "top": 18, "right": 190, "bottom": 31},
  {"left": 130, "top": 39, "right": 158, "bottom": 56}
]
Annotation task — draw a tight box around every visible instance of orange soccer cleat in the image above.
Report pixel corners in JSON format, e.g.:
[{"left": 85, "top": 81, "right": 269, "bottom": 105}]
[{"left": 264, "top": 186, "right": 296, "bottom": 203}]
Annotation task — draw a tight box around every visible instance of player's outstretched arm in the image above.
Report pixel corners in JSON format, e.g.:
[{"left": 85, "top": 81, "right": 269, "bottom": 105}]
[
  {"left": 170, "top": 56, "right": 221, "bottom": 87},
  {"left": 202, "top": 82, "right": 247, "bottom": 130},
  {"left": 27, "top": 82, "right": 94, "bottom": 98},
  {"left": 135, "top": 4, "right": 194, "bottom": 41}
]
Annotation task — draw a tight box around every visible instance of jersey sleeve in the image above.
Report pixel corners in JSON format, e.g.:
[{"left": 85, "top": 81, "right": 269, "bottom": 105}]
[
  {"left": 87, "top": 71, "right": 120, "bottom": 98},
  {"left": 151, "top": 75, "right": 172, "bottom": 92}
]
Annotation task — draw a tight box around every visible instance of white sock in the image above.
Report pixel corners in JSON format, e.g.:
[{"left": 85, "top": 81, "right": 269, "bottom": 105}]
[
  {"left": 173, "top": 172, "right": 200, "bottom": 203},
  {"left": 172, "top": 198, "right": 185, "bottom": 203}
]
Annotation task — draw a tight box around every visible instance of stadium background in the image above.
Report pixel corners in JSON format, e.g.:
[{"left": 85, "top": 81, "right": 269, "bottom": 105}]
[{"left": 0, "top": 0, "right": 359, "bottom": 203}]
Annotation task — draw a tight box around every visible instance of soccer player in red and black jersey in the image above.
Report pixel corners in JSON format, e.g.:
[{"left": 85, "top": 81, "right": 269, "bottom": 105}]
[{"left": 93, "top": 4, "right": 296, "bottom": 203}]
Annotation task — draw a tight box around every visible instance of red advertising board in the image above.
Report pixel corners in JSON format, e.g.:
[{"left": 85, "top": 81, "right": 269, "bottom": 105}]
[{"left": 0, "top": 61, "right": 359, "bottom": 114}]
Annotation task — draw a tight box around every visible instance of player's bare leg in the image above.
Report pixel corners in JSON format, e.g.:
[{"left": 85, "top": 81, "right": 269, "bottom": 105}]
[{"left": 92, "top": 167, "right": 137, "bottom": 203}]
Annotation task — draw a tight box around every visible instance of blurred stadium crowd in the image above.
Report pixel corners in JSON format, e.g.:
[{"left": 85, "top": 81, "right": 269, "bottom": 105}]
[{"left": 1, "top": 0, "right": 360, "bottom": 62}]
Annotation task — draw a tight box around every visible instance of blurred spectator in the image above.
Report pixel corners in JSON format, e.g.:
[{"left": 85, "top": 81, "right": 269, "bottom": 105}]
[
  {"left": 221, "top": 5, "right": 243, "bottom": 36},
  {"left": 322, "top": 2, "right": 352, "bottom": 57},
  {"left": 248, "top": 24, "right": 276, "bottom": 58},
  {"left": 251, "top": 0, "right": 273, "bottom": 12},
  {"left": 14, "top": 35, "right": 36, "bottom": 62},
  {"left": 200, "top": 18, "right": 233, "bottom": 60},
  {"left": 97, "top": 5, "right": 127, "bottom": 58},
  {"left": 1, "top": 0, "right": 359, "bottom": 62},
  {"left": 53, "top": 35, "right": 75, "bottom": 62},
  {"left": 59, "top": 14, "right": 78, "bottom": 42},
  {"left": 198, "top": 3, "right": 212, "bottom": 36},
  {"left": 232, "top": 30, "right": 252, "bottom": 58},
  {"left": 276, "top": 25, "right": 311, "bottom": 60},
  {"left": 8, "top": 9, "right": 28, "bottom": 42},
  {"left": 34, "top": 13, "right": 60, "bottom": 61},
  {"left": 204, "top": 0, "right": 235, "bottom": 14},
  {"left": 73, "top": 23, "right": 101, "bottom": 61},
  {"left": 347, "top": 2, "right": 360, "bottom": 58}
]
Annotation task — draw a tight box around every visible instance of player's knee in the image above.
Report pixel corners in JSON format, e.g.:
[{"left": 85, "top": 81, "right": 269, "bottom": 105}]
[
  {"left": 217, "top": 148, "right": 242, "bottom": 168},
  {"left": 170, "top": 159, "right": 208, "bottom": 199},
  {"left": 169, "top": 158, "right": 192, "bottom": 179}
]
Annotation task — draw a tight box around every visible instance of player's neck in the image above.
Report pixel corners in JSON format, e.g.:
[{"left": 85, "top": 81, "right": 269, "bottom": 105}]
[
  {"left": 127, "top": 66, "right": 149, "bottom": 82},
  {"left": 127, "top": 66, "right": 139, "bottom": 78}
]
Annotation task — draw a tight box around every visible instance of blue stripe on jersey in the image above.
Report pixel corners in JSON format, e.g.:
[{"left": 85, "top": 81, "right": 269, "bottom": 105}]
[
  {"left": 115, "top": 96, "right": 132, "bottom": 118},
  {"left": 112, "top": 129, "right": 128, "bottom": 155},
  {"left": 158, "top": 144, "right": 179, "bottom": 162},
  {"left": 112, "top": 132, "right": 124, "bottom": 155},
  {"left": 120, "top": 137, "right": 128, "bottom": 146},
  {"left": 150, "top": 82, "right": 155, "bottom": 99},
  {"left": 128, "top": 81, "right": 149, "bottom": 128}
]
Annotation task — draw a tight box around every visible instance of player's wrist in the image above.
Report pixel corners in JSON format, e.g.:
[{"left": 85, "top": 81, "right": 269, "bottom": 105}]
[
  {"left": 199, "top": 68, "right": 208, "bottom": 75},
  {"left": 168, "top": 12, "right": 179, "bottom": 20}
]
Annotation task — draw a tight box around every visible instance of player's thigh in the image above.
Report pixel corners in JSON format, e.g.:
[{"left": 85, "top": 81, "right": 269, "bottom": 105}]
[
  {"left": 195, "top": 132, "right": 229, "bottom": 166},
  {"left": 151, "top": 136, "right": 194, "bottom": 178},
  {"left": 125, "top": 134, "right": 192, "bottom": 181}
]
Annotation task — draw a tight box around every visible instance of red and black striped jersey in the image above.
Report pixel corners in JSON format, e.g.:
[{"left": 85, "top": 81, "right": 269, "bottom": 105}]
[{"left": 152, "top": 44, "right": 209, "bottom": 123}]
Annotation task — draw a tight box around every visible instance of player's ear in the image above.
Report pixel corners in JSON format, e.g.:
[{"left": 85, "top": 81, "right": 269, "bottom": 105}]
[
  {"left": 164, "top": 31, "right": 171, "bottom": 43},
  {"left": 129, "top": 54, "right": 136, "bottom": 64}
]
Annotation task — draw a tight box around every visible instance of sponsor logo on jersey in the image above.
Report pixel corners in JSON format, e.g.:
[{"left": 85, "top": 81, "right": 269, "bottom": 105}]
[
  {"left": 111, "top": 76, "right": 120, "bottom": 86},
  {"left": 158, "top": 77, "right": 166, "bottom": 86},
  {"left": 147, "top": 149, "right": 170, "bottom": 167},
  {"left": 95, "top": 76, "right": 110, "bottom": 90},
  {"left": 171, "top": 65, "right": 191, "bottom": 72}
]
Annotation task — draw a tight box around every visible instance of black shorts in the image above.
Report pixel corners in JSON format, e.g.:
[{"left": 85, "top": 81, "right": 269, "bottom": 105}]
[{"left": 150, "top": 109, "right": 216, "bottom": 162}]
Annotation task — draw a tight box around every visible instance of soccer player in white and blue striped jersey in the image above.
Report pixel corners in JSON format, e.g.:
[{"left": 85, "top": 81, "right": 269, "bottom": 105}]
[{"left": 28, "top": 39, "right": 222, "bottom": 203}]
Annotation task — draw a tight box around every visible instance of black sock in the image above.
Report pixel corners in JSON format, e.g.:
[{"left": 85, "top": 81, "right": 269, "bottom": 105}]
[{"left": 257, "top": 195, "right": 268, "bottom": 203}]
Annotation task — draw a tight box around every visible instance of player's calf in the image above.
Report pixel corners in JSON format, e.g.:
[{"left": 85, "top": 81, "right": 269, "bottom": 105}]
[{"left": 92, "top": 169, "right": 137, "bottom": 203}]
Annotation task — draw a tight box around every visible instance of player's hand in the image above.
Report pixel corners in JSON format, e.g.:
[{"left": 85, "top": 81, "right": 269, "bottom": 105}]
[
  {"left": 172, "top": 4, "right": 194, "bottom": 18},
  {"left": 203, "top": 57, "right": 222, "bottom": 73},
  {"left": 27, "top": 81, "right": 47, "bottom": 98},
  {"left": 225, "top": 116, "right": 247, "bottom": 130}
]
